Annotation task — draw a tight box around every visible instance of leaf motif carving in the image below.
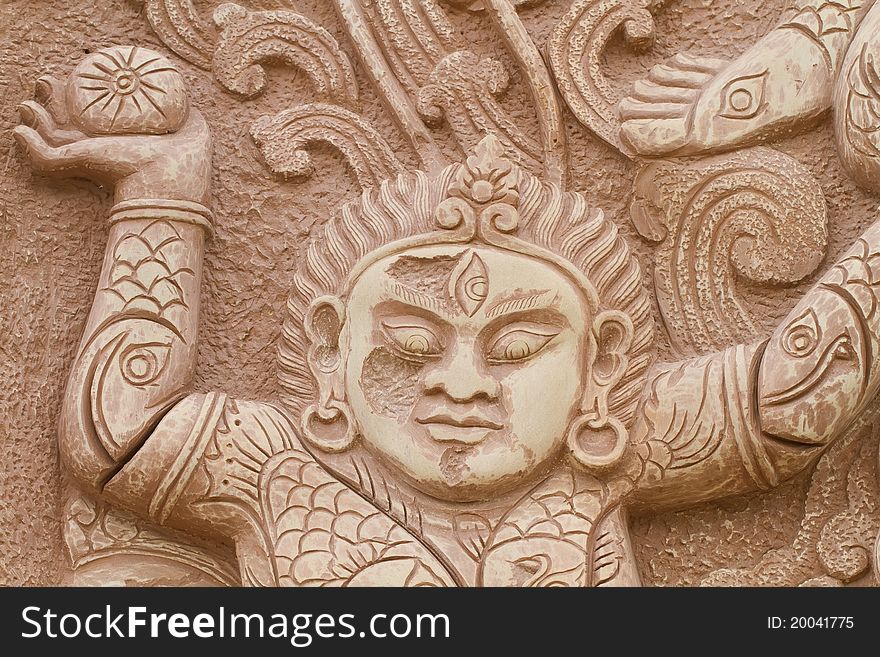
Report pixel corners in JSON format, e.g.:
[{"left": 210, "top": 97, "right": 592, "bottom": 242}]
[
  {"left": 478, "top": 468, "right": 604, "bottom": 586},
  {"left": 261, "top": 452, "right": 455, "bottom": 586},
  {"left": 63, "top": 489, "right": 239, "bottom": 586}
]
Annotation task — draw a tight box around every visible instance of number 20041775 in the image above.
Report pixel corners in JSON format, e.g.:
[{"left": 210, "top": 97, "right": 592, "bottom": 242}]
[{"left": 768, "top": 617, "right": 854, "bottom": 629}]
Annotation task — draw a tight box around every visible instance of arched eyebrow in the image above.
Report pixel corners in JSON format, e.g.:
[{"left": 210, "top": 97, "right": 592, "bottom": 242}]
[
  {"left": 388, "top": 282, "right": 447, "bottom": 315},
  {"left": 485, "top": 290, "right": 555, "bottom": 318}
]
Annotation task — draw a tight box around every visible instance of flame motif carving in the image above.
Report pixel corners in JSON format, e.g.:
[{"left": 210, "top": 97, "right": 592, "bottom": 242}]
[{"left": 548, "top": 0, "right": 663, "bottom": 155}]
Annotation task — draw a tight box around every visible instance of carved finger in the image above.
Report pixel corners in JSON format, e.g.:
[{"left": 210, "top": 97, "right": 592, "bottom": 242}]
[
  {"left": 669, "top": 53, "right": 729, "bottom": 74},
  {"left": 619, "top": 97, "right": 690, "bottom": 120},
  {"left": 18, "top": 101, "right": 87, "bottom": 146},
  {"left": 34, "top": 75, "right": 70, "bottom": 125},
  {"left": 630, "top": 79, "right": 699, "bottom": 104},
  {"left": 647, "top": 64, "right": 712, "bottom": 89},
  {"left": 619, "top": 117, "right": 690, "bottom": 157},
  {"left": 13, "top": 125, "right": 100, "bottom": 174}
]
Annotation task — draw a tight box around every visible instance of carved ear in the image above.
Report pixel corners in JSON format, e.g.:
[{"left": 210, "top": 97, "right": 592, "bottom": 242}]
[
  {"left": 305, "top": 296, "right": 346, "bottom": 374},
  {"left": 567, "top": 310, "right": 634, "bottom": 471},
  {"left": 590, "top": 310, "right": 633, "bottom": 390},
  {"left": 302, "top": 297, "right": 356, "bottom": 452},
  {"left": 305, "top": 296, "right": 346, "bottom": 407}
]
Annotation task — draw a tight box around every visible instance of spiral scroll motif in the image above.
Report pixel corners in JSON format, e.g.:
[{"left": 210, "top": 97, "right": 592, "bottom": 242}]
[
  {"left": 547, "top": 0, "right": 663, "bottom": 155},
  {"left": 630, "top": 147, "right": 828, "bottom": 356}
]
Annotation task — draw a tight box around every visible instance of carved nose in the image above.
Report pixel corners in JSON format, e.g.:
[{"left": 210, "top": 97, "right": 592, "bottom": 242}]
[{"left": 422, "top": 344, "right": 499, "bottom": 402}]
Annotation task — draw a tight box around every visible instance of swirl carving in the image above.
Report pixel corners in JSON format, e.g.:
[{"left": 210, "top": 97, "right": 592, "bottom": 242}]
[
  {"left": 547, "top": 0, "right": 664, "bottom": 155},
  {"left": 250, "top": 104, "right": 406, "bottom": 190},
  {"left": 212, "top": 3, "right": 358, "bottom": 102},
  {"left": 630, "top": 147, "right": 828, "bottom": 356}
]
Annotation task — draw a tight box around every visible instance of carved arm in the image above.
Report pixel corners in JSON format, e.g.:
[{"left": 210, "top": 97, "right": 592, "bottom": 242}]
[
  {"left": 630, "top": 210, "right": 880, "bottom": 509},
  {"left": 60, "top": 209, "right": 207, "bottom": 491},
  {"left": 759, "top": 219, "right": 880, "bottom": 453},
  {"left": 14, "top": 47, "right": 292, "bottom": 533},
  {"left": 12, "top": 48, "right": 212, "bottom": 494}
]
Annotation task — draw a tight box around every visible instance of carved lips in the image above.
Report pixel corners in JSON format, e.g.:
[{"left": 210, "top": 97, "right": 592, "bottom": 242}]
[{"left": 416, "top": 411, "right": 503, "bottom": 445}]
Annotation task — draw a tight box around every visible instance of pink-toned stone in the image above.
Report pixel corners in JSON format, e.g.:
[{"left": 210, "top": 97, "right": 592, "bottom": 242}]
[{"left": 2, "top": 0, "right": 879, "bottom": 587}]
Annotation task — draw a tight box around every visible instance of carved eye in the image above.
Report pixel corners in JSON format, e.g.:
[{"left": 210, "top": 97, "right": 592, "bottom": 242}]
[
  {"left": 119, "top": 342, "right": 171, "bottom": 386},
  {"left": 719, "top": 70, "right": 768, "bottom": 120},
  {"left": 382, "top": 321, "right": 444, "bottom": 359},
  {"left": 514, "top": 556, "right": 544, "bottom": 576},
  {"left": 782, "top": 308, "right": 821, "bottom": 358},
  {"left": 451, "top": 250, "right": 488, "bottom": 317},
  {"left": 486, "top": 324, "right": 559, "bottom": 364}
]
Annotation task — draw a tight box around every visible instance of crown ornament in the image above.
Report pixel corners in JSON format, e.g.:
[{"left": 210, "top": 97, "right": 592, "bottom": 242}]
[
  {"left": 436, "top": 134, "right": 522, "bottom": 235},
  {"left": 341, "top": 132, "right": 599, "bottom": 307}
]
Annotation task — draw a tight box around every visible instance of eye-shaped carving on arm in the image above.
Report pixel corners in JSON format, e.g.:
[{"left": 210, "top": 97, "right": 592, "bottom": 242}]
[
  {"left": 381, "top": 318, "right": 445, "bottom": 361},
  {"left": 779, "top": 306, "right": 857, "bottom": 364},
  {"left": 781, "top": 308, "right": 821, "bottom": 358},
  {"left": 718, "top": 70, "right": 769, "bottom": 120},
  {"left": 119, "top": 341, "right": 172, "bottom": 386},
  {"left": 485, "top": 322, "right": 560, "bottom": 365}
]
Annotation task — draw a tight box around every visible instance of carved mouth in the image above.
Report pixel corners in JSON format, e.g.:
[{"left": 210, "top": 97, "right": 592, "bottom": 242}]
[
  {"left": 416, "top": 413, "right": 503, "bottom": 445},
  {"left": 416, "top": 414, "right": 503, "bottom": 430}
]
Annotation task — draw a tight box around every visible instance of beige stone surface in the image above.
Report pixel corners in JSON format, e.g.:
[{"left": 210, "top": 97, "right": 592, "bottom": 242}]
[{"left": 1, "top": 0, "right": 879, "bottom": 586}]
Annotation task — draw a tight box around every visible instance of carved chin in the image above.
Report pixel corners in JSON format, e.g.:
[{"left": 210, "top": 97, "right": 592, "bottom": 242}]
[
  {"left": 405, "top": 443, "right": 552, "bottom": 503},
  {"left": 439, "top": 445, "right": 474, "bottom": 487}
]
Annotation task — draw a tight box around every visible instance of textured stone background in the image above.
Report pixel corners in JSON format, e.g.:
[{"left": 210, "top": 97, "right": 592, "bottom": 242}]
[{"left": 0, "top": 0, "right": 877, "bottom": 585}]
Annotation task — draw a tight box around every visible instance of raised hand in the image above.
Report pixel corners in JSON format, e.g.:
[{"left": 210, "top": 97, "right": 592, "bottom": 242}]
[
  {"left": 14, "top": 46, "right": 211, "bottom": 205},
  {"left": 618, "top": 53, "right": 728, "bottom": 156},
  {"left": 618, "top": 21, "right": 846, "bottom": 157}
]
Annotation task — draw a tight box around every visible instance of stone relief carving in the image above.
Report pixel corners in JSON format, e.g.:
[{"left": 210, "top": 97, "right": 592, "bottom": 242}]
[
  {"left": 7, "top": 0, "right": 880, "bottom": 586},
  {"left": 250, "top": 104, "right": 407, "bottom": 187},
  {"left": 63, "top": 491, "right": 238, "bottom": 586},
  {"left": 834, "top": 4, "right": 880, "bottom": 190},
  {"left": 702, "top": 419, "right": 879, "bottom": 586},
  {"left": 548, "top": 0, "right": 665, "bottom": 155},
  {"left": 140, "top": 0, "right": 565, "bottom": 181},
  {"left": 212, "top": 3, "right": 359, "bottom": 102}
]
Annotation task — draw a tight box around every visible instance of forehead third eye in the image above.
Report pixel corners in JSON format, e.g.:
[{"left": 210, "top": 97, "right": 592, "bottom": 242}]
[
  {"left": 367, "top": 246, "right": 590, "bottom": 326},
  {"left": 380, "top": 249, "right": 490, "bottom": 317}
]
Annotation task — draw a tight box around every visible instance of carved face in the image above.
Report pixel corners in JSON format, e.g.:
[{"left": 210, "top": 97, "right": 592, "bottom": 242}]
[{"left": 336, "top": 244, "right": 592, "bottom": 501}]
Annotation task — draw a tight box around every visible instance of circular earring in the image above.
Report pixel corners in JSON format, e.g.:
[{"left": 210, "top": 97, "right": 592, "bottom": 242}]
[
  {"left": 566, "top": 413, "right": 628, "bottom": 471},
  {"left": 300, "top": 400, "right": 356, "bottom": 453}
]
